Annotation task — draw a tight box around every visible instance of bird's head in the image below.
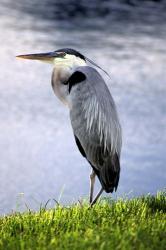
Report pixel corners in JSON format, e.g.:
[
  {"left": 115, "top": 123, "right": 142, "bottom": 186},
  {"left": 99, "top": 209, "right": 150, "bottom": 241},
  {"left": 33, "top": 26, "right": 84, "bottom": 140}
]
[
  {"left": 17, "top": 48, "right": 110, "bottom": 78},
  {"left": 16, "top": 48, "right": 87, "bottom": 69}
]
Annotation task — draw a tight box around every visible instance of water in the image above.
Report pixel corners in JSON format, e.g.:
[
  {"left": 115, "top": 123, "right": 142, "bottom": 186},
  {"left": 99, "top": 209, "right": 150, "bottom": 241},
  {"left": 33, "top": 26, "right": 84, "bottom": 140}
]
[{"left": 0, "top": 0, "right": 166, "bottom": 214}]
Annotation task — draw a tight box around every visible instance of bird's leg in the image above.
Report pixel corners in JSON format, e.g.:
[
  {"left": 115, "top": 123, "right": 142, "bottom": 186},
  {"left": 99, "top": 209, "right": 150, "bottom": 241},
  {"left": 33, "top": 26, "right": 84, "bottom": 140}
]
[
  {"left": 90, "top": 187, "right": 104, "bottom": 207},
  {"left": 89, "top": 170, "right": 96, "bottom": 203}
]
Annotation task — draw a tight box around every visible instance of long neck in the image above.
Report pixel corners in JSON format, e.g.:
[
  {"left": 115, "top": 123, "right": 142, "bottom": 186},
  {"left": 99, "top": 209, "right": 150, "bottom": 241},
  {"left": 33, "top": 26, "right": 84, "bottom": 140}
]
[
  {"left": 51, "top": 57, "right": 86, "bottom": 107},
  {"left": 51, "top": 65, "right": 74, "bottom": 107},
  {"left": 52, "top": 65, "right": 72, "bottom": 85}
]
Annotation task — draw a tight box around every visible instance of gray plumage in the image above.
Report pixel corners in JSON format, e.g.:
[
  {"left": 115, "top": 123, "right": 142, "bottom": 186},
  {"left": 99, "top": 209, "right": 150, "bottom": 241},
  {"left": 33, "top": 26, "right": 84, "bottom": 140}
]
[{"left": 69, "top": 66, "right": 122, "bottom": 192}]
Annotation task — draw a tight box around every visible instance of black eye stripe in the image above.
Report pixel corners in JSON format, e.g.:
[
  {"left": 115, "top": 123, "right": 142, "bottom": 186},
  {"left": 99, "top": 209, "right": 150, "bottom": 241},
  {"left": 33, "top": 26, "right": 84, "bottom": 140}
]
[
  {"left": 56, "top": 52, "right": 66, "bottom": 57},
  {"left": 55, "top": 48, "right": 85, "bottom": 60}
]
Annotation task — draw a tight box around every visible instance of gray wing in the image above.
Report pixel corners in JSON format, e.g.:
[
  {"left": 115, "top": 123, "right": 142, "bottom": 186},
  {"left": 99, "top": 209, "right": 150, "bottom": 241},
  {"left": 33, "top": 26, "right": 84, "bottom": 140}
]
[{"left": 69, "top": 66, "right": 122, "bottom": 192}]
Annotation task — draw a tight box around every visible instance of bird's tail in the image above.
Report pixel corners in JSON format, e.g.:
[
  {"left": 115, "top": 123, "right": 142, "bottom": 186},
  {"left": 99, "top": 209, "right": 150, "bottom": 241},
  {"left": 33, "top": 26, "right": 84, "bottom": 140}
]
[{"left": 93, "top": 153, "right": 120, "bottom": 193}]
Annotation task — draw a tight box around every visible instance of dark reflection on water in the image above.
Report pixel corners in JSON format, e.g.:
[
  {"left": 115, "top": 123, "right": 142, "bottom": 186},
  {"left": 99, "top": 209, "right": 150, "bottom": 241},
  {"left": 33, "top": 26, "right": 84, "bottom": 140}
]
[
  {"left": 2, "top": 0, "right": 166, "bottom": 20},
  {"left": 0, "top": 0, "right": 166, "bottom": 214}
]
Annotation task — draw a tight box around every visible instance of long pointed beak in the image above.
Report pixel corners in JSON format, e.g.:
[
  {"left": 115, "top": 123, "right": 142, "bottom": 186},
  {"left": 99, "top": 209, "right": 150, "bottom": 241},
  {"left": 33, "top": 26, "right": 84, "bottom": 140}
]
[{"left": 16, "top": 51, "right": 62, "bottom": 61}]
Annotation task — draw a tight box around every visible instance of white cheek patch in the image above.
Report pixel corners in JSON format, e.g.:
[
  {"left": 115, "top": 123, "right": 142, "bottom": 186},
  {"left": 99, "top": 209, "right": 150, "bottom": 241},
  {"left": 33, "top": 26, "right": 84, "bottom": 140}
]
[{"left": 53, "top": 54, "right": 86, "bottom": 68}]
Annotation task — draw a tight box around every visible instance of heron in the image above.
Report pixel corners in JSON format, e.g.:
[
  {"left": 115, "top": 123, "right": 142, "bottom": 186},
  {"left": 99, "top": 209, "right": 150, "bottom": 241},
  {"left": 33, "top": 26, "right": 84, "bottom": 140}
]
[{"left": 16, "top": 48, "right": 122, "bottom": 206}]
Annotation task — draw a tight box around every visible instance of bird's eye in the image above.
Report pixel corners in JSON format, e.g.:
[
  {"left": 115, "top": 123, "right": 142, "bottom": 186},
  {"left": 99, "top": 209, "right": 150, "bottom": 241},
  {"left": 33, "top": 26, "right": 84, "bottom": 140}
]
[{"left": 57, "top": 52, "right": 66, "bottom": 57}]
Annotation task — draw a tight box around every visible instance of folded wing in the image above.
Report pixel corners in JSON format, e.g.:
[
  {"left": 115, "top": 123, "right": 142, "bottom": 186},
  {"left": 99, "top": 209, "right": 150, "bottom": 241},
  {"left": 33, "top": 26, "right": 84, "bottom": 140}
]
[{"left": 69, "top": 66, "right": 122, "bottom": 192}]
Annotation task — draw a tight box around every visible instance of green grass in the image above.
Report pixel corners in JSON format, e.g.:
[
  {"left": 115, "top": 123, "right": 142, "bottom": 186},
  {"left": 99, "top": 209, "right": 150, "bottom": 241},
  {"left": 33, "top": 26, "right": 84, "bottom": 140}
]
[{"left": 0, "top": 192, "right": 165, "bottom": 250}]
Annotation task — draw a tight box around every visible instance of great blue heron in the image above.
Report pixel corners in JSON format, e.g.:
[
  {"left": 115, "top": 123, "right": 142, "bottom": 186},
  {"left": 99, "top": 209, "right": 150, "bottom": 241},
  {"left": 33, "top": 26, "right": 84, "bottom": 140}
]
[{"left": 16, "top": 48, "right": 122, "bottom": 206}]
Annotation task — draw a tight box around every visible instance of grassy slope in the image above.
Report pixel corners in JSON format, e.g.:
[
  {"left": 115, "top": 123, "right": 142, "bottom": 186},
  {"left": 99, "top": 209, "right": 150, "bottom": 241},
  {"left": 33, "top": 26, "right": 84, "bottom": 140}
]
[{"left": 0, "top": 192, "right": 165, "bottom": 250}]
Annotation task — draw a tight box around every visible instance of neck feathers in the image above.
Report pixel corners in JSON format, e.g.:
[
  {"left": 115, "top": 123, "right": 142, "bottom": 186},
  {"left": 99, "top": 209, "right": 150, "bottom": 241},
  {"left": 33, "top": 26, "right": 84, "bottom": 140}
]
[{"left": 51, "top": 55, "right": 86, "bottom": 106}]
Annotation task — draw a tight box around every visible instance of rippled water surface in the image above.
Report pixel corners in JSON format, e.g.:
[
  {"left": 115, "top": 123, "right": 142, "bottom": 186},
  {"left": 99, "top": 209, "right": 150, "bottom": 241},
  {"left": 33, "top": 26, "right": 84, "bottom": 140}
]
[{"left": 0, "top": 0, "right": 166, "bottom": 214}]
